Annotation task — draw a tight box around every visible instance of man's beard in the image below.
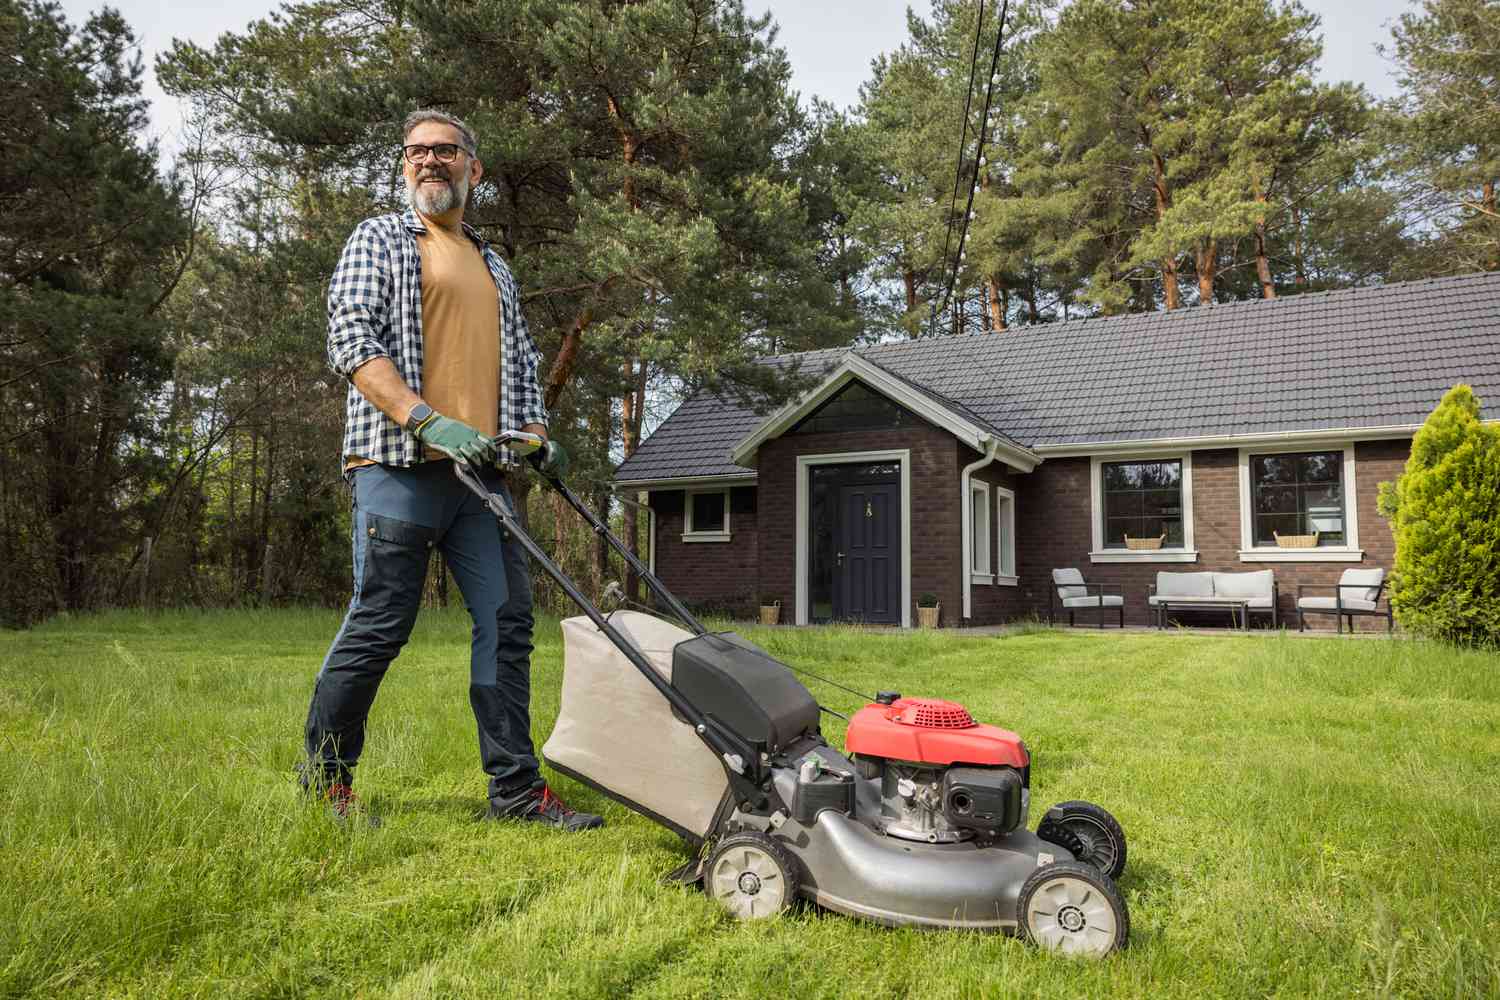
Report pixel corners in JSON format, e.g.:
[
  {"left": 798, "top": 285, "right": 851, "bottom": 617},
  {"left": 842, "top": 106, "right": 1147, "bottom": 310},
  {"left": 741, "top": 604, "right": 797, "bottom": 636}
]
[{"left": 407, "top": 169, "right": 469, "bottom": 216}]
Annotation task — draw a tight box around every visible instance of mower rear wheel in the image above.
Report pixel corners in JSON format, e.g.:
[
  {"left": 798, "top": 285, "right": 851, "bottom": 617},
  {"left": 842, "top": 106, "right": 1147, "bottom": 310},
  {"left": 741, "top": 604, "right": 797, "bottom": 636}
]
[
  {"left": 706, "top": 832, "right": 800, "bottom": 921},
  {"left": 1041, "top": 801, "right": 1127, "bottom": 880},
  {"left": 1018, "top": 861, "right": 1129, "bottom": 958}
]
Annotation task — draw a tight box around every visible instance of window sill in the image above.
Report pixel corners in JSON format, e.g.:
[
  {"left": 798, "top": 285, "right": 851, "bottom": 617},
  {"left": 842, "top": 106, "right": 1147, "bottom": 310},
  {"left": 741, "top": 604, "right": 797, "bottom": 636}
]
[
  {"left": 995, "top": 573, "right": 1018, "bottom": 587},
  {"left": 971, "top": 572, "right": 994, "bottom": 585},
  {"left": 682, "top": 531, "right": 731, "bottom": 543},
  {"left": 1090, "top": 549, "right": 1199, "bottom": 563},
  {"left": 1237, "top": 548, "right": 1364, "bottom": 563}
]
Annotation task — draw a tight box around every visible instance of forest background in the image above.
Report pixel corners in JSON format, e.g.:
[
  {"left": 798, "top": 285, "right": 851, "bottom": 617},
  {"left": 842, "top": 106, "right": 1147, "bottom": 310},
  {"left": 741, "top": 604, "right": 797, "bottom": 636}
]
[{"left": 1, "top": 0, "right": 1496, "bottom": 627}]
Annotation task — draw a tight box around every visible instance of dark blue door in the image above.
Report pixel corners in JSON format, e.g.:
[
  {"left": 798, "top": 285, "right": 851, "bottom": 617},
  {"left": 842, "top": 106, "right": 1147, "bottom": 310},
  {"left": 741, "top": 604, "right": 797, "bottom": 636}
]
[{"left": 837, "top": 482, "right": 898, "bottom": 623}]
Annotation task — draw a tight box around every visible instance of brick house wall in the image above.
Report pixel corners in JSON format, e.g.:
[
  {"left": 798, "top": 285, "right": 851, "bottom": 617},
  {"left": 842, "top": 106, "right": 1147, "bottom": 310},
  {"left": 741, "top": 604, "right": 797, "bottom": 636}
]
[
  {"left": 648, "top": 486, "right": 760, "bottom": 616},
  {"left": 1013, "top": 439, "right": 1410, "bottom": 630},
  {"left": 644, "top": 430, "right": 1408, "bottom": 632}
]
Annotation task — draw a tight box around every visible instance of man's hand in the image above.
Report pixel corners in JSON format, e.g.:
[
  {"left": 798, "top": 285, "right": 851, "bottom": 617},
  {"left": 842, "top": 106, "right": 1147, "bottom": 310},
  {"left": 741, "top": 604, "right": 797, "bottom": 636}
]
[
  {"left": 531, "top": 439, "right": 568, "bottom": 477},
  {"left": 413, "top": 413, "right": 497, "bottom": 465}
]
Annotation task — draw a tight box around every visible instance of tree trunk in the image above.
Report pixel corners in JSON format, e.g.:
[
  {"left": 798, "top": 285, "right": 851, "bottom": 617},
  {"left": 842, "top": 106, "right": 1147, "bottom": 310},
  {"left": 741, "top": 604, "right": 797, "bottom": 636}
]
[
  {"left": 1151, "top": 151, "right": 1182, "bottom": 310},
  {"left": 1195, "top": 238, "right": 1217, "bottom": 303},
  {"left": 1292, "top": 206, "right": 1309, "bottom": 288},
  {"left": 1254, "top": 221, "right": 1276, "bottom": 299},
  {"left": 903, "top": 269, "right": 917, "bottom": 316},
  {"left": 986, "top": 278, "right": 1006, "bottom": 331},
  {"left": 620, "top": 356, "right": 648, "bottom": 601}
]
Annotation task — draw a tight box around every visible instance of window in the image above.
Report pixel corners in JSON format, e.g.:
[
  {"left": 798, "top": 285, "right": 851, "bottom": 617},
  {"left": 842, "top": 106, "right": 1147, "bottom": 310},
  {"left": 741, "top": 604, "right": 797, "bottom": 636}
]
[
  {"left": 1250, "top": 451, "right": 1344, "bottom": 545},
  {"left": 791, "top": 380, "right": 913, "bottom": 435},
  {"left": 683, "top": 488, "right": 730, "bottom": 541},
  {"left": 970, "top": 483, "right": 991, "bottom": 579},
  {"left": 994, "top": 487, "right": 1016, "bottom": 581},
  {"left": 1101, "top": 459, "right": 1183, "bottom": 548}
]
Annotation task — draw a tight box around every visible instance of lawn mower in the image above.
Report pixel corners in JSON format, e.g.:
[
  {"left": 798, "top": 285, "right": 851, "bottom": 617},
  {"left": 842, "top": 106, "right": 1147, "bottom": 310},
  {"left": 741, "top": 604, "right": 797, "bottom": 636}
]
[{"left": 456, "top": 437, "right": 1131, "bottom": 957}]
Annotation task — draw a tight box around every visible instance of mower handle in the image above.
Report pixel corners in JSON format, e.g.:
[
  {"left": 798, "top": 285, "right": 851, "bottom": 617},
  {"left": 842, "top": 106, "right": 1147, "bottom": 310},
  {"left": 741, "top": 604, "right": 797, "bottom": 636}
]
[{"left": 493, "top": 429, "right": 544, "bottom": 456}]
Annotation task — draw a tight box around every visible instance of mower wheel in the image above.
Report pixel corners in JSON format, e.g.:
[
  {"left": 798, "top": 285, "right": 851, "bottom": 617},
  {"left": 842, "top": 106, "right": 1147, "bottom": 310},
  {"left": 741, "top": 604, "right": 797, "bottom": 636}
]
[
  {"left": 706, "top": 832, "right": 801, "bottom": 921},
  {"left": 1017, "top": 861, "right": 1129, "bottom": 958},
  {"left": 1040, "top": 801, "right": 1127, "bottom": 880}
]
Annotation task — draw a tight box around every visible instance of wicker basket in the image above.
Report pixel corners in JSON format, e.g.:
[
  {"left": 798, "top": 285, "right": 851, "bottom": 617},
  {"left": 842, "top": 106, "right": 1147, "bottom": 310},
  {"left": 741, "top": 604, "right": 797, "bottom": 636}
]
[
  {"left": 758, "top": 600, "right": 781, "bottom": 625},
  {"left": 1273, "top": 531, "right": 1319, "bottom": 549},
  {"left": 1124, "top": 533, "right": 1167, "bottom": 550}
]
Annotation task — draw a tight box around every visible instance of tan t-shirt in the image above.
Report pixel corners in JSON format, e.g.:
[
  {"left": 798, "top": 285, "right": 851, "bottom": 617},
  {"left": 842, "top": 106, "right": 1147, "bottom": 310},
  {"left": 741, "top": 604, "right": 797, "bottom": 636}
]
[{"left": 346, "top": 223, "right": 501, "bottom": 469}]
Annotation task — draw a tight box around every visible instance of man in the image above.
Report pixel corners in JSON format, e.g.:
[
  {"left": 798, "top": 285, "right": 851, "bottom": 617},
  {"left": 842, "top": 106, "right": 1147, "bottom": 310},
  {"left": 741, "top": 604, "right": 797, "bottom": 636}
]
[{"left": 303, "top": 108, "right": 603, "bottom": 832}]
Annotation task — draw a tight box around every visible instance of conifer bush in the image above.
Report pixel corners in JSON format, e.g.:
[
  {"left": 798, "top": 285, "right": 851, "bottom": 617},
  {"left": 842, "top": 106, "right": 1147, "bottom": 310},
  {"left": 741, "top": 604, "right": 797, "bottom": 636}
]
[{"left": 1377, "top": 385, "right": 1500, "bottom": 646}]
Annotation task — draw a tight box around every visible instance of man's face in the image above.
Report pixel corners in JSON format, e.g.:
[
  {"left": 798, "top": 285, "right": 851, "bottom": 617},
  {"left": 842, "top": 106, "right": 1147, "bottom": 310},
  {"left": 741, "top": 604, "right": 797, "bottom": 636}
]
[{"left": 402, "top": 121, "right": 482, "bottom": 217}]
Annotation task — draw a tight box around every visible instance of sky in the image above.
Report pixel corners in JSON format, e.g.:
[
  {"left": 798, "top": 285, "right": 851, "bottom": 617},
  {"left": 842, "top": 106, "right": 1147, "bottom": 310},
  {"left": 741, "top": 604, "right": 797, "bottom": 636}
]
[{"left": 60, "top": 0, "right": 1415, "bottom": 152}]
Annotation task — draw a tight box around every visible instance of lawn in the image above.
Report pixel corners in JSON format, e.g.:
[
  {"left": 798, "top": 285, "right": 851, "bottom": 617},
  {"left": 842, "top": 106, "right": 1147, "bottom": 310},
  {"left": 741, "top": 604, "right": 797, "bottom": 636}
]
[{"left": 1, "top": 610, "right": 1497, "bottom": 999}]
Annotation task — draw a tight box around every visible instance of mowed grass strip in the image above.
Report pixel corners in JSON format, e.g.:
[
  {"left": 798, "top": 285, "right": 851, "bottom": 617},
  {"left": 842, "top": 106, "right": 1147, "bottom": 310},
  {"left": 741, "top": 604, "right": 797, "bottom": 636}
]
[{"left": 1, "top": 610, "right": 1497, "bottom": 998}]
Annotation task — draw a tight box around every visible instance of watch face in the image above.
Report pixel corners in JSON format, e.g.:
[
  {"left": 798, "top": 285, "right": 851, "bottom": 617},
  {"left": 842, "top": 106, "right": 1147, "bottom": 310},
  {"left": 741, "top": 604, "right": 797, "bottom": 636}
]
[{"left": 406, "top": 403, "right": 433, "bottom": 431}]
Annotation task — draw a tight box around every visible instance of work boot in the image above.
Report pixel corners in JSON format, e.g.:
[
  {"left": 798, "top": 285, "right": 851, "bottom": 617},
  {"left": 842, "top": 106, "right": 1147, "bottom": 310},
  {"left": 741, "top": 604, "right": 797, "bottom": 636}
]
[
  {"left": 299, "top": 762, "right": 381, "bottom": 828},
  {"left": 488, "top": 784, "right": 604, "bottom": 832}
]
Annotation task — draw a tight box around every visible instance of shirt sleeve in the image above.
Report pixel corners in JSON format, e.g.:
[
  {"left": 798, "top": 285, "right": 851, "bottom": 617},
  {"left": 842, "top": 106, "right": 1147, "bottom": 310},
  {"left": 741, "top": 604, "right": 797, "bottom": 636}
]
[
  {"left": 326, "top": 220, "right": 395, "bottom": 381},
  {"left": 509, "top": 270, "right": 550, "bottom": 430}
]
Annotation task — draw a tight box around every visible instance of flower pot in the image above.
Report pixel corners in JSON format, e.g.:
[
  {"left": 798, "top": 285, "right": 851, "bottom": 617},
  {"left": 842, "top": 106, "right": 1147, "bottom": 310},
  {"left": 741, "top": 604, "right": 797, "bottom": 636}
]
[
  {"left": 917, "top": 605, "right": 940, "bottom": 629},
  {"left": 759, "top": 601, "right": 780, "bottom": 625}
]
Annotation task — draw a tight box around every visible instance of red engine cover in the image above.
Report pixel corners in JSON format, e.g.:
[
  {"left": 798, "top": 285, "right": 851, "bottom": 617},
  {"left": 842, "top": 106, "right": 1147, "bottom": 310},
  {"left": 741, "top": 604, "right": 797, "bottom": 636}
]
[{"left": 844, "top": 697, "right": 1027, "bottom": 768}]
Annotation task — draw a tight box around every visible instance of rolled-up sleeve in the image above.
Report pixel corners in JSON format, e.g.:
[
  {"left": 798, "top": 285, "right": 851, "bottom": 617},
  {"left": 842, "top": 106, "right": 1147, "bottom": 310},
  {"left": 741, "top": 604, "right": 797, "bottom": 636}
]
[{"left": 327, "top": 221, "right": 394, "bottom": 380}]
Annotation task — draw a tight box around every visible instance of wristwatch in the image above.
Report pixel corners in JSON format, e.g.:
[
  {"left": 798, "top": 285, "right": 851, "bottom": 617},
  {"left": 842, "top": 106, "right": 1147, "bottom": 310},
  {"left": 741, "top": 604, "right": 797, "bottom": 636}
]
[{"left": 404, "top": 402, "right": 435, "bottom": 434}]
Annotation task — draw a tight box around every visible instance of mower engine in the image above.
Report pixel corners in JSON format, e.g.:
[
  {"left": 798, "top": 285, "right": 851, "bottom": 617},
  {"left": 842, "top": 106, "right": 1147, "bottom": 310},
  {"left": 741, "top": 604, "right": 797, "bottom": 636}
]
[{"left": 844, "top": 696, "right": 1029, "bottom": 844}]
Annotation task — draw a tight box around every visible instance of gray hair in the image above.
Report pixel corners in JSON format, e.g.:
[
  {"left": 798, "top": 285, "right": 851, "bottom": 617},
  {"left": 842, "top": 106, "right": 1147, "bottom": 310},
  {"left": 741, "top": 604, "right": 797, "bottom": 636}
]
[{"left": 402, "top": 109, "right": 478, "bottom": 157}]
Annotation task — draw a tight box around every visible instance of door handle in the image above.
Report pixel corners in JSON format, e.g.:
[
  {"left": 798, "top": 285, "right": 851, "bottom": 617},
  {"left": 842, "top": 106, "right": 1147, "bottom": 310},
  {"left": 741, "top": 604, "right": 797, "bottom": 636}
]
[{"left": 836, "top": 551, "right": 844, "bottom": 566}]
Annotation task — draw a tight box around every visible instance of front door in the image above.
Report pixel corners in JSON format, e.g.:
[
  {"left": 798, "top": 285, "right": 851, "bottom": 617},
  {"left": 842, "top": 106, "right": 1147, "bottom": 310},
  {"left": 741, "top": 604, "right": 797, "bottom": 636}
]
[{"left": 809, "top": 462, "right": 901, "bottom": 624}]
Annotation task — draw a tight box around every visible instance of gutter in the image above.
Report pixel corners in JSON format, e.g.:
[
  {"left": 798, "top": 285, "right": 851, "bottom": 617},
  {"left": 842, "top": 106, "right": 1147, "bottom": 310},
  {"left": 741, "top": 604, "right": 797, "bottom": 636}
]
[{"left": 960, "top": 436, "right": 1002, "bottom": 622}]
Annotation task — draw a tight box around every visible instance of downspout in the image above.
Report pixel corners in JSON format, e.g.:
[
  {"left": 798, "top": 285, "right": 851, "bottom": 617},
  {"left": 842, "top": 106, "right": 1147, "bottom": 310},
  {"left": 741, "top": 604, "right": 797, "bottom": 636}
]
[{"left": 961, "top": 436, "right": 1001, "bottom": 622}]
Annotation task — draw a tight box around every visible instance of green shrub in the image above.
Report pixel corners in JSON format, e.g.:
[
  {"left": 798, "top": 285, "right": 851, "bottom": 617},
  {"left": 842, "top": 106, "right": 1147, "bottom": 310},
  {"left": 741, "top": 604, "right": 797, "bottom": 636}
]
[{"left": 1377, "top": 385, "right": 1500, "bottom": 646}]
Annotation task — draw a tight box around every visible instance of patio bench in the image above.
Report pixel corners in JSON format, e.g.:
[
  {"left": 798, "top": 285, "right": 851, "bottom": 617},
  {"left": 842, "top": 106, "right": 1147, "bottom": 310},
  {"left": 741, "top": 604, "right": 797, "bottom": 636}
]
[{"left": 1149, "top": 570, "right": 1279, "bottom": 630}]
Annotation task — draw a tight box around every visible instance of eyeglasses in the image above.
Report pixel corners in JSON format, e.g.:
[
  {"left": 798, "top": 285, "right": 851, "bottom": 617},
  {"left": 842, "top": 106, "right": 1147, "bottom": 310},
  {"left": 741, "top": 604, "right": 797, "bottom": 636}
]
[{"left": 403, "top": 143, "right": 467, "bottom": 164}]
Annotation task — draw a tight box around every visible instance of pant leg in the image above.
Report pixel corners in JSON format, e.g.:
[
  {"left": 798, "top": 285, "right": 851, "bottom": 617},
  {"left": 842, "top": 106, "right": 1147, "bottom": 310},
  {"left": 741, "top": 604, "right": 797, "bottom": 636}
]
[
  {"left": 440, "top": 473, "right": 540, "bottom": 802},
  {"left": 303, "top": 465, "right": 437, "bottom": 788}
]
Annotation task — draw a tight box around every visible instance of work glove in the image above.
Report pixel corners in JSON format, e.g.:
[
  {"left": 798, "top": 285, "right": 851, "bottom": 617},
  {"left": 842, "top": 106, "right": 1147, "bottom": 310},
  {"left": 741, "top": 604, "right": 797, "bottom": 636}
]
[
  {"left": 530, "top": 439, "right": 568, "bottom": 477},
  {"left": 413, "top": 413, "right": 497, "bottom": 466}
]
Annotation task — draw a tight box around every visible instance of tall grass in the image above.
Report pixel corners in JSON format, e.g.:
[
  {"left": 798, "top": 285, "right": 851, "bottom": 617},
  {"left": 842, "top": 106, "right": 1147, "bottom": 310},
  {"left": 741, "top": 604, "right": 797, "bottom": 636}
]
[{"left": 1, "top": 610, "right": 1497, "bottom": 998}]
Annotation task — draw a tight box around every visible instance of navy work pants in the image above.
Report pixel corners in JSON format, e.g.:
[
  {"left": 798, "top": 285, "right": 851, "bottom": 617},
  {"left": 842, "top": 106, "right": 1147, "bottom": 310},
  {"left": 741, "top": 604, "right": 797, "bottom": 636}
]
[{"left": 303, "top": 461, "right": 540, "bottom": 805}]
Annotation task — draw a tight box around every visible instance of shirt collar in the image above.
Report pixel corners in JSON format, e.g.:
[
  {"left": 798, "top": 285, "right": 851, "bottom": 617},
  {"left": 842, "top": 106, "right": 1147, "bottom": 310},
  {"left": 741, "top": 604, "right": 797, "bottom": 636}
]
[{"left": 401, "top": 208, "right": 486, "bottom": 249}]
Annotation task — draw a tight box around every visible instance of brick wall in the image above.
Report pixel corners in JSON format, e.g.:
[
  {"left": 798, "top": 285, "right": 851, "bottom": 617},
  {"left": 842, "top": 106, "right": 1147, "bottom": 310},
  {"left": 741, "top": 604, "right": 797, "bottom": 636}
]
[
  {"left": 648, "top": 486, "right": 760, "bottom": 616},
  {"left": 1014, "top": 439, "right": 1410, "bottom": 630}
]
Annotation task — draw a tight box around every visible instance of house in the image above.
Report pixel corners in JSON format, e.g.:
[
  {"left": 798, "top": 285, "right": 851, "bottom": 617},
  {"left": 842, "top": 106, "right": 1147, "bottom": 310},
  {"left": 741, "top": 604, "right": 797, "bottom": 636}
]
[{"left": 614, "top": 272, "right": 1500, "bottom": 629}]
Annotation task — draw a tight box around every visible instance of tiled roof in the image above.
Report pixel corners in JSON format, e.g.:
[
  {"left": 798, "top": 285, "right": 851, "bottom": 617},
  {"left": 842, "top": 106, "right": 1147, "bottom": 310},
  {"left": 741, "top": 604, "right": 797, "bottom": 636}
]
[{"left": 616, "top": 272, "right": 1500, "bottom": 482}]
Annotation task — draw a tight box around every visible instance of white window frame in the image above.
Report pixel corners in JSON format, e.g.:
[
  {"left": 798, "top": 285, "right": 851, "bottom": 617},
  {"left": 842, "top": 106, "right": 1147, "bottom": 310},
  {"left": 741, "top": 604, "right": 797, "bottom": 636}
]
[
  {"left": 1089, "top": 452, "right": 1199, "bottom": 563},
  {"left": 682, "top": 487, "right": 731, "bottom": 542},
  {"left": 794, "top": 449, "right": 912, "bottom": 628},
  {"left": 970, "top": 482, "right": 992, "bottom": 584},
  {"left": 1237, "top": 443, "right": 1363, "bottom": 562},
  {"left": 994, "top": 486, "right": 1017, "bottom": 585}
]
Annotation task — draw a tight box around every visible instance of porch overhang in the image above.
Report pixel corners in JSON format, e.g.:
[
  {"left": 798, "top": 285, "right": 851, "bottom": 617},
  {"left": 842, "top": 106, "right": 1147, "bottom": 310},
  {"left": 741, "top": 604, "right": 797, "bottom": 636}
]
[{"left": 729, "top": 355, "right": 1040, "bottom": 473}]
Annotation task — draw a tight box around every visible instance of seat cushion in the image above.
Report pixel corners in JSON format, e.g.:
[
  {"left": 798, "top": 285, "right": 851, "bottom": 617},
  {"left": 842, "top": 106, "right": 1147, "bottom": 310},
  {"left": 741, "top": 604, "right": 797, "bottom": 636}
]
[
  {"left": 1339, "top": 568, "right": 1385, "bottom": 604},
  {"left": 1212, "top": 570, "right": 1274, "bottom": 599},
  {"left": 1052, "top": 568, "right": 1087, "bottom": 600},
  {"left": 1062, "top": 595, "right": 1124, "bottom": 608},
  {"left": 1298, "top": 596, "right": 1378, "bottom": 612},
  {"left": 1155, "top": 572, "right": 1216, "bottom": 597}
]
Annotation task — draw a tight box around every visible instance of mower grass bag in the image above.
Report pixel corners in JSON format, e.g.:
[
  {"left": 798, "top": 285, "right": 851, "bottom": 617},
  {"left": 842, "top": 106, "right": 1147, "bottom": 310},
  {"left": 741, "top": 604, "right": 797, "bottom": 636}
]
[{"left": 543, "top": 611, "right": 729, "bottom": 839}]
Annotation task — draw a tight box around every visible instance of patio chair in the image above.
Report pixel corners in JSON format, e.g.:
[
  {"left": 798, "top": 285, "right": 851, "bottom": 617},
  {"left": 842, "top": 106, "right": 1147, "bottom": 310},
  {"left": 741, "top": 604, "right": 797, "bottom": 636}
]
[
  {"left": 1049, "top": 568, "right": 1125, "bottom": 628},
  {"left": 1296, "top": 568, "right": 1393, "bottom": 633}
]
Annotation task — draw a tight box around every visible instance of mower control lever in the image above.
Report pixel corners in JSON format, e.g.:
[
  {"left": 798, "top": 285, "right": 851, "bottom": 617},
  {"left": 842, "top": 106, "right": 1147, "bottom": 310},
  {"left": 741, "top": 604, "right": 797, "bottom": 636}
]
[{"left": 493, "top": 429, "right": 544, "bottom": 455}]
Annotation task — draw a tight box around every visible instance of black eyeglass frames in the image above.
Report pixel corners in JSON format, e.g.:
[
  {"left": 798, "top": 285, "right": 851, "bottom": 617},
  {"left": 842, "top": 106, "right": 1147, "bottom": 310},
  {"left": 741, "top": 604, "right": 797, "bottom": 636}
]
[{"left": 402, "top": 143, "right": 468, "bottom": 164}]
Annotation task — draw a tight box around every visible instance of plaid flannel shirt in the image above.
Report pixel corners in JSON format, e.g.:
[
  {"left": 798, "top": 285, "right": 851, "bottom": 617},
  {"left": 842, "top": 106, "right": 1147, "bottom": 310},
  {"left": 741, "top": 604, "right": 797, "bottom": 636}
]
[{"left": 326, "top": 209, "right": 548, "bottom": 471}]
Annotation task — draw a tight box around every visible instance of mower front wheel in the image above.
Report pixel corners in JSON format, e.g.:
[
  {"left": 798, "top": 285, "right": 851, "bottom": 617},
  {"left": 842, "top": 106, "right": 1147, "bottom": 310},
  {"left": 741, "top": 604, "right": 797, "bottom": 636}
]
[
  {"left": 1017, "top": 861, "right": 1129, "bottom": 958},
  {"left": 1038, "top": 800, "right": 1127, "bottom": 880},
  {"left": 706, "top": 832, "right": 801, "bottom": 921}
]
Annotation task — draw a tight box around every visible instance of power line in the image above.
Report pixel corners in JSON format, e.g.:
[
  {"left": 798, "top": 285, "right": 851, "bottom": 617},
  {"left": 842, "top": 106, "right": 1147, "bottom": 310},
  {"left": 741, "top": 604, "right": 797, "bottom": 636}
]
[
  {"left": 931, "top": 0, "right": 1012, "bottom": 337},
  {"left": 930, "top": 0, "right": 987, "bottom": 338}
]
